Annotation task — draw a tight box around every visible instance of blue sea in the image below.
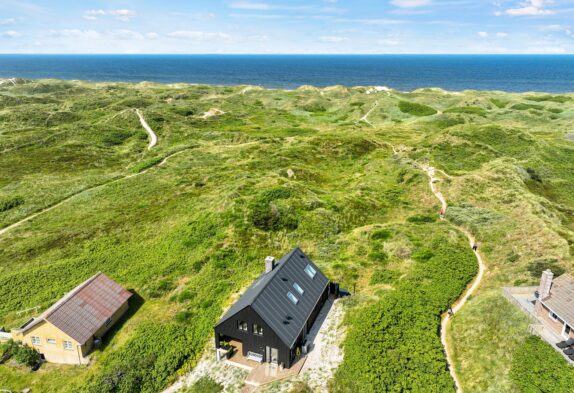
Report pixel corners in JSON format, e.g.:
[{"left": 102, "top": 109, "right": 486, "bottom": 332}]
[{"left": 1, "top": 54, "right": 573, "bottom": 93}]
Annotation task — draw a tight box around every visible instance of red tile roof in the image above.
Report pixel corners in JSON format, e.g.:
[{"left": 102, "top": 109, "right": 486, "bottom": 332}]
[{"left": 17, "top": 272, "right": 132, "bottom": 344}]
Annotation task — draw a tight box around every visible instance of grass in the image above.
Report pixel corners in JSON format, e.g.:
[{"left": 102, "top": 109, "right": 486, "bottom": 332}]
[{"left": 0, "top": 79, "right": 573, "bottom": 392}]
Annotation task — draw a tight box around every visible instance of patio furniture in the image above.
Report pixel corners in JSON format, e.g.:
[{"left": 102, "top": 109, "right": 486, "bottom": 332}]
[
  {"left": 569, "top": 353, "right": 574, "bottom": 361},
  {"left": 556, "top": 338, "right": 574, "bottom": 348},
  {"left": 564, "top": 347, "right": 574, "bottom": 355}
]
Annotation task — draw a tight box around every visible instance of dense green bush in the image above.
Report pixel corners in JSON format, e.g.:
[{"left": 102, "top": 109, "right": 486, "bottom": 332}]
[
  {"left": 527, "top": 258, "right": 565, "bottom": 278},
  {"left": 509, "top": 336, "right": 574, "bottom": 392},
  {"left": 444, "top": 106, "right": 487, "bottom": 116},
  {"left": 334, "top": 235, "right": 477, "bottom": 392},
  {"left": 13, "top": 342, "right": 41, "bottom": 367},
  {"left": 1, "top": 340, "right": 40, "bottom": 367},
  {"left": 526, "top": 95, "right": 570, "bottom": 104},
  {"left": 398, "top": 101, "right": 437, "bottom": 116},
  {"left": 511, "top": 103, "right": 544, "bottom": 111},
  {"left": 184, "top": 376, "right": 222, "bottom": 393},
  {"left": 370, "top": 269, "right": 400, "bottom": 285},
  {"left": 0, "top": 196, "right": 24, "bottom": 212},
  {"left": 130, "top": 156, "right": 163, "bottom": 173}
]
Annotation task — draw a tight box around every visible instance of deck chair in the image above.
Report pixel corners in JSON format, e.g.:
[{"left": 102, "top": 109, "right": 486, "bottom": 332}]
[{"left": 557, "top": 338, "right": 574, "bottom": 348}]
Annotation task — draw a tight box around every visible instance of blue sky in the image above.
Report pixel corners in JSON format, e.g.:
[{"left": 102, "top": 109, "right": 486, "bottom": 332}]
[{"left": 0, "top": 0, "right": 573, "bottom": 54}]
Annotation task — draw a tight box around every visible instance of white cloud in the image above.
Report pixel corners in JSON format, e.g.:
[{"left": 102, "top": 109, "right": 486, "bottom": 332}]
[
  {"left": 145, "top": 32, "right": 159, "bottom": 40},
  {"left": 1, "top": 30, "right": 20, "bottom": 38},
  {"left": 167, "top": 31, "right": 231, "bottom": 40},
  {"left": 83, "top": 9, "right": 136, "bottom": 22},
  {"left": 48, "top": 29, "right": 101, "bottom": 39},
  {"left": 377, "top": 38, "right": 400, "bottom": 46},
  {"left": 112, "top": 30, "right": 144, "bottom": 40},
  {"left": 391, "top": 0, "right": 432, "bottom": 8},
  {"left": 478, "top": 31, "right": 488, "bottom": 37},
  {"left": 0, "top": 18, "right": 17, "bottom": 25},
  {"left": 228, "top": 2, "right": 272, "bottom": 10},
  {"left": 504, "top": 0, "right": 554, "bottom": 16},
  {"left": 319, "top": 35, "right": 349, "bottom": 43},
  {"left": 496, "top": 32, "right": 508, "bottom": 37},
  {"left": 361, "top": 18, "right": 406, "bottom": 25}
]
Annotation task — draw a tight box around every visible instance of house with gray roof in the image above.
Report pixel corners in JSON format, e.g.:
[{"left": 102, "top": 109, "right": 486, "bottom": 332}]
[
  {"left": 214, "top": 247, "right": 331, "bottom": 368},
  {"left": 535, "top": 270, "right": 574, "bottom": 340}
]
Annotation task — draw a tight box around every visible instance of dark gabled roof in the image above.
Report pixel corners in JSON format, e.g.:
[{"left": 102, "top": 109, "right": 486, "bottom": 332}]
[
  {"left": 16, "top": 272, "right": 132, "bottom": 345},
  {"left": 541, "top": 274, "right": 574, "bottom": 327},
  {"left": 216, "top": 247, "right": 329, "bottom": 348}
]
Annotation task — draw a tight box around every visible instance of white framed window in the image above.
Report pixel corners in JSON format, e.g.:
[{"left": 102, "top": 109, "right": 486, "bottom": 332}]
[
  {"left": 105, "top": 317, "right": 112, "bottom": 327},
  {"left": 253, "top": 324, "right": 263, "bottom": 336},
  {"left": 304, "top": 264, "right": 316, "bottom": 279},
  {"left": 549, "top": 310, "right": 559, "bottom": 321},
  {"left": 63, "top": 341, "right": 73, "bottom": 351},
  {"left": 47, "top": 338, "right": 56, "bottom": 345},
  {"left": 287, "top": 291, "right": 299, "bottom": 305},
  {"left": 31, "top": 336, "right": 41, "bottom": 346},
  {"left": 293, "top": 282, "right": 304, "bottom": 296},
  {"left": 238, "top": 321, "right": 248, "bottom": 332}
]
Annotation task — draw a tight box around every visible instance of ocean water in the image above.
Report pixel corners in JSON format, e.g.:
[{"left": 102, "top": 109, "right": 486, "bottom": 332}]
[{"left": 0, "top": 54, "right": 573, "bottom": 93}]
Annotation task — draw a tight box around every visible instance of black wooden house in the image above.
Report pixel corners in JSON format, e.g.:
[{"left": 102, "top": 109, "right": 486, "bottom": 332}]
[{"left": 214, "top": 247, "right": 330, "bottom": 368}]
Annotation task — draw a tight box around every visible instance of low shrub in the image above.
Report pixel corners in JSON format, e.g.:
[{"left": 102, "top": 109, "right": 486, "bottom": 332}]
[
  {"left": 185, "top": 376, "right": 223, "bottom": 393},
  {"left": 0, "top": 196, "right": 24, "bottom": 213},
  {"left": 333, "top": 236, "right": 477, "bottom": 392},
  {"left": 131, "top": 157, "right": 163, "bottom": 173},
  {"left": 526, "top": 95, "right": 570, "bottom": 104},
  {"left": 370, "top": 269, "right": 400, "bottom": 285},
  {"left": 444, "top": 106, "right": 487, "bottom": 116},
  {"left": 13, "top": 343, "right": 41, "bottom": 367},
  {"left": 527, "top": 258, "right": 565, "bottom": 278},
  {"left": 509, "top": 335, "right": 574, "bottom": 392},
  {"left": 398, "top": 101, "right": 437, "bottom": 116},
  {"left": 407, "top": 214, "right": 435, "bottom": 224},
  {"left": 511, "top": 103, "right": 544, "bottom": 111}
]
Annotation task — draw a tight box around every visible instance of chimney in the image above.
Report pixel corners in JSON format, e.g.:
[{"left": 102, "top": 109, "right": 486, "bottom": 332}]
[
  {"left": 265, "top": 256, "right": 276, "bottom": 273},
  {"left": 538, "top": 269, "right": 554, "bottom": 299}
]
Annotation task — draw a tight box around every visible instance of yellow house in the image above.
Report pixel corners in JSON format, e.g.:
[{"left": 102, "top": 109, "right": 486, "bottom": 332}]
[{"left": 11, "top": 272, "right": 132, "bottom": 365}]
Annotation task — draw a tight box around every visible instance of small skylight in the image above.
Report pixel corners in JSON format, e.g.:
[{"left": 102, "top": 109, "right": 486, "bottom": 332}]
[
  {"left": 304, "top": 264, "right": 316, "bottom": 279},
  {"left": 287, "top": 291, "right": 299, "bottom": 305},
  {"left": 293, "top": 282, "right": 304, "bottom": 295}
]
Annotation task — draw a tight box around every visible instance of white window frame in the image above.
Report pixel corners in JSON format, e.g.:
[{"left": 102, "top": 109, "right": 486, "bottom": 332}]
[
  {"left": 238, "top": 321, "right": 248, "bottom": 332},
  {"left": 47, "top": 338, "right": 56, "bottom": 345},
  {"left": 293, "top": 282, "right": 304, "bottom": 296},
  {"left": 63, "top": 341, "right": 73, "bottom": 351},
  {"left": 31, "top": 336, "right": 41, "bottom": 346},
  {"left": 549, "top": 310, "right": 559, "bottom": 321},
  {"left": 304, "top": 264, "right": 316, "bottom": 279},
  {"left": 253, "top": 323, "right": 263, "bottom": 336},
  {"left": 287, "top": 291, "right": 299, "bottom": 305},
  {"left": 563, "top": 324, "right": 572, "bottom": 339}
]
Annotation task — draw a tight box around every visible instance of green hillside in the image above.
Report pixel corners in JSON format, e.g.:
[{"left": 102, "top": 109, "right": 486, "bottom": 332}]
[{"left": 1, "top": 79, "right": 573, "bottom": 392}]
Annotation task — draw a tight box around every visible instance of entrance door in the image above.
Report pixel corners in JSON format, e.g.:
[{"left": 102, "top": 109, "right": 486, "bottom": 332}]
[{"left": 270, "top": 347, "right": 279, "bottom": 364}]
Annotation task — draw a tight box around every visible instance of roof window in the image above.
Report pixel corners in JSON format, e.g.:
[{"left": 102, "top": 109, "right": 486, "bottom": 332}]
[
  {"left": 293, "top": 282, "right": 304, "bottom": 295},
  {"left": 287, "top": 291, "right": 299, "bottom": 305},
  {"left": 304, "top": 264, "right": 316, "bottom": 279}
]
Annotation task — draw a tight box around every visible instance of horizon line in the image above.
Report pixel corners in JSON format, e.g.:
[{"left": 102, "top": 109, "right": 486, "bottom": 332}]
[{"left": 0, "top": 53, "right": 572, "bottom": 56}]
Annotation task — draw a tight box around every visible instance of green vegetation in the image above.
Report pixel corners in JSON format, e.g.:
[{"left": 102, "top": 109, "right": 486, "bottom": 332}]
[
  {"left": 510, "top": 336, "right": 574, "bottom": 393},
  {"left": 334, "top": 227, "right": 477, "bottom": 392},
  {"left": 444, "top": 106, "right": 487, "bottom": 116},
  {"left": 184, "top": 377, "right": 223, "bottom": 393},
  {"left": 1, "top": 340, "right": 41, "bottom": 368},
  {"left": 398, "top": 100, "right": 438, "bottom": 116},
  {"left": 0, "top": 79, "right": 573, "bottom": 393}
]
